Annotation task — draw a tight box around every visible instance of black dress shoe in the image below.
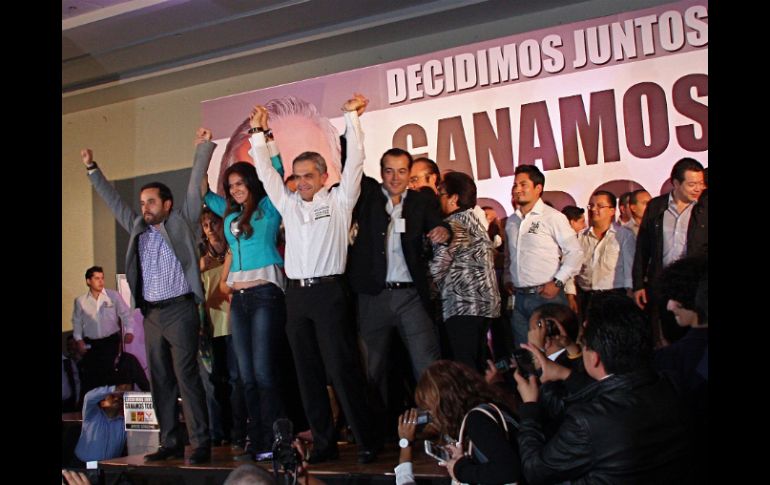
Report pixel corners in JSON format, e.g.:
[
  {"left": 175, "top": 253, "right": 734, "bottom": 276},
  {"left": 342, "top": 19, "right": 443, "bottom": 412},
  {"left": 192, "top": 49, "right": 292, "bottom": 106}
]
[
  {"left": 307, "top": 447, "right": 339, "bottom": 464},
  {"left": 144, "top": 446, "right": 184, "bottom": 462},
  {"left": 357, "top": 449, "right": 378, "bottom": 464},
  {"left": 188, "top": 447, "right": 211, "bottom": 465}
]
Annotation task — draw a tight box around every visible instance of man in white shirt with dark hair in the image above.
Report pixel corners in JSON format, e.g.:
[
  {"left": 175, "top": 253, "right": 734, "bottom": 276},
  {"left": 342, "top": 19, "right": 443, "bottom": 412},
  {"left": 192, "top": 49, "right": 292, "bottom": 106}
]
[
  {"left": 72, "top": 265, "right": 135, "bottom": 398},
  {"left": 575, "top": 190, "right": 636, "bottom": 313},
  {"left": 503, "top": 165, "right": 582, "bottom": 347},
  {"left": 249, "top": 94, "right": 380, "bottom": 465}
]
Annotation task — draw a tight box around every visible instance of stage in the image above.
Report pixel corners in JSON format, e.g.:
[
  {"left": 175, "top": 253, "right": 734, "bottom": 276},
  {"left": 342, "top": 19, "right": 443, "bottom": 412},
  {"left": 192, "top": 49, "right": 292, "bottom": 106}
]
[{"left": 96, "top": 442, "right": 450, "bottom": 485}]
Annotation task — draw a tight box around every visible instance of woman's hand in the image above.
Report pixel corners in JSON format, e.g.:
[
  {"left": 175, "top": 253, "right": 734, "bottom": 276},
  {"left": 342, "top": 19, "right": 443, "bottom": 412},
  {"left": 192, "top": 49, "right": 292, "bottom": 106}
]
[{"left": 442, "top": 442, "right": 465, "bottom": 480}]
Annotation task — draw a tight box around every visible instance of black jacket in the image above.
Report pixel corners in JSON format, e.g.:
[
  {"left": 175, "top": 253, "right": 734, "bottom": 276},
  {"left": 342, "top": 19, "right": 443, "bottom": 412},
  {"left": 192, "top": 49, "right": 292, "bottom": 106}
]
[
  {"left": 632, "top": 190, "right": 708, "bottom": 290},
  {"left": 518, "top": 369, "right": 694, "bottom": 485},
  {"left": 347, "top": 176, "right": 449, "bottom": 312}
]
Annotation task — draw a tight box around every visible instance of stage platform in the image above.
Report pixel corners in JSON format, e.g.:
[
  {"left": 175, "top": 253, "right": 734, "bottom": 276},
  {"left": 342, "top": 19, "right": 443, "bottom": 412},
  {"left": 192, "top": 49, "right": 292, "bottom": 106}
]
[{"left": 96, "top": 442, "right": 450, "bottom": 485}]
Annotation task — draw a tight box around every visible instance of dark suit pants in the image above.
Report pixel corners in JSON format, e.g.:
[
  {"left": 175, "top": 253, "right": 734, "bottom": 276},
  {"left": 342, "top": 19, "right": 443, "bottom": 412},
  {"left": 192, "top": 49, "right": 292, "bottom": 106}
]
[
  {"left": 285, "top": 279, "right": 376, "bottom": 453},
  {"left": 358, "top": 288, "right": 440, "bottom": 408},
  {"left": 81, "top": 331, "right": 121, "bottom": 399},
  {"left": 144, "top": 299, "right": 210, "bottom": 449}
]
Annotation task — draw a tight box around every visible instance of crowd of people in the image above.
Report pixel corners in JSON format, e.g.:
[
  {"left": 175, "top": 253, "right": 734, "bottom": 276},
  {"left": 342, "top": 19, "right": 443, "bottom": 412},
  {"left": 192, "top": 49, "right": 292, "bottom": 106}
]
[{"left": 63, "top": 92, "right": 708, "bottom": 484}]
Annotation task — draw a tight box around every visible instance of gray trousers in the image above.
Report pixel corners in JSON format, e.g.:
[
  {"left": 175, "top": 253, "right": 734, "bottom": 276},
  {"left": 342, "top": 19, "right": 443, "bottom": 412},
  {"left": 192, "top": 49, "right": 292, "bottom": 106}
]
[
  {"left": 144, "top": 299, "right": 210, "bottom": 449},
  {"left": 358, "top": 288, "right": 440, "bottom": 405}
]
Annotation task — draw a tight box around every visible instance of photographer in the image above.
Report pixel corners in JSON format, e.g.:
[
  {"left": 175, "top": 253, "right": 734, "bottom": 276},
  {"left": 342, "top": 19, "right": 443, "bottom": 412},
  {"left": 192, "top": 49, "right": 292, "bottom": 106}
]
[
  {"left": 526, "top": 303, "right": 582, "bottom": 372},
  {"left": 415, "top": 361, "right": 521, "bottom": 485},
  {"left": 513, "top": 294, "right": 692, "bottom": 484},
  {"left": 394, "top": 409, "right": 419, "bottom": 485}
]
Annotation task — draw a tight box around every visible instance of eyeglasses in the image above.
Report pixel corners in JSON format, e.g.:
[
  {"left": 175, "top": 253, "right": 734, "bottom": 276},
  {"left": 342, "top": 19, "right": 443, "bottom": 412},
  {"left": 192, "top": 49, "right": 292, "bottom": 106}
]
[
  {"left": 409, "top": 173, "right": 430, "bottom": 184},
  {"left": 586, "top": 204, "right": 612, "bottom": 210}
]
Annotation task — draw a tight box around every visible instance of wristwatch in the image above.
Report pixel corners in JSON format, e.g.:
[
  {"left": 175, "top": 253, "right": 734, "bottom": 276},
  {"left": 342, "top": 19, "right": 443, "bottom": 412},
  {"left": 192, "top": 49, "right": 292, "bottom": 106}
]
[
  {"left": 553, "top": 278, "right": 565, "bottom": 289},
  {"left": 398, "top": 438, "right": 413, "bottom": 449}
]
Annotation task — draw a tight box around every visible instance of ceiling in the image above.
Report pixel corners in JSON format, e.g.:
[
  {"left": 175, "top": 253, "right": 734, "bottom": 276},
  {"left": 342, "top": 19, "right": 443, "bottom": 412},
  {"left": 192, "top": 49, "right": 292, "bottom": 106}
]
[{"left": 62, "top": 0, "right": 650, "bottom": 113}]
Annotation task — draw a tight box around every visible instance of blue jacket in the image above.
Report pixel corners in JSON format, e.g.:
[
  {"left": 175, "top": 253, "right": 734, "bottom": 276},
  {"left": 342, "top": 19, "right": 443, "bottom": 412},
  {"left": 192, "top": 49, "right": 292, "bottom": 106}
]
[{"left": 205, "top": 154, "right": 284, "bottom": 272}]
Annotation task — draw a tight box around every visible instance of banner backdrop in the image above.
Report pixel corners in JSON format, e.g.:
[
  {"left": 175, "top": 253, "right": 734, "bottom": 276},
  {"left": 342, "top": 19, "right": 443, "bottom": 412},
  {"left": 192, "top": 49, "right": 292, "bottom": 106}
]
[{"left": 202, "top": 0, "right": 707, "bottom": 218}]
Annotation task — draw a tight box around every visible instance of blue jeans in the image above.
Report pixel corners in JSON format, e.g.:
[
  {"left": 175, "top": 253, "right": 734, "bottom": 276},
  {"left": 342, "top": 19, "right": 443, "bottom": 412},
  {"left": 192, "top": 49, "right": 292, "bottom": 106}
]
[
  {"left": 511, "top": 290, "right": 568, "bottom": 348},
  {"left": 230, "top": 283, "right": 287, "bottom": 451},
  {"left": 225, "top": 335, "right": 248, "bottom": 444}
]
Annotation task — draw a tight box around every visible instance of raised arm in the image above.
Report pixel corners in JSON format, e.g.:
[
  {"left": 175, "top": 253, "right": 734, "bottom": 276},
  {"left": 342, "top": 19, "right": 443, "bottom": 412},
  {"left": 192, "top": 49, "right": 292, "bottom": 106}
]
[
  {"left": 249, "top": 105, "right": 291, "bottom": 215},
  {"left": 183, "top": 128, "right": 217, "bottom": 224},
  {"left": 82, "top": 148, "right": 137, "bottom": 234},
  {"left": 337, "top": 94, "right": 369, "bottom": 208}
]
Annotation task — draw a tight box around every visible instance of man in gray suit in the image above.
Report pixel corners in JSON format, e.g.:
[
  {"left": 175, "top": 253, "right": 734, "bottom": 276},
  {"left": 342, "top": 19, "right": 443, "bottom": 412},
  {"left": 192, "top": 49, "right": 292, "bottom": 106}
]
[{"left": 80, "top": 128, "right": 214, "bottom": 464}]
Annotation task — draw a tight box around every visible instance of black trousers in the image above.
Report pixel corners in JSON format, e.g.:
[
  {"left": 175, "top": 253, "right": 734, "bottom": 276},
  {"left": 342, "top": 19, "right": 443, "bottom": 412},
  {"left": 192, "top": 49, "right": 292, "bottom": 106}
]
[
  {"left": 284, "top": 279, "right": 376, "bottom": 452},
  {"left": 445, "top": 315, "right": 492, "bottom": 373},
  {"left": 80, "top": 331, "right": 121, "bottom": 399},
  {"left": 143, "top": 298, "right": 210, "bottom": 449}
]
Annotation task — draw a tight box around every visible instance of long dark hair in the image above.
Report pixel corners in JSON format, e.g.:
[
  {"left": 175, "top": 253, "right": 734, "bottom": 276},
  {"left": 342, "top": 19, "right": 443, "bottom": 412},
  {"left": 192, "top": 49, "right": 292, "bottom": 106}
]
[
  {"left": 222, "top": 161, "right": 267, "bottom": 238},
  {"left": 415, "top": 360, "right": 514, "bottom": 439}
]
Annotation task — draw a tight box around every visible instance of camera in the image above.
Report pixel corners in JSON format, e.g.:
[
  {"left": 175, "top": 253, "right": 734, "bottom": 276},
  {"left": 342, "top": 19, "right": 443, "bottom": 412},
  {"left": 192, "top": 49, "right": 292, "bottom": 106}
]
[
  {"left": 272, "top": 418, "right": 302, "bottom": 483},
  {"left": 424, "top": 440, "right": 450, "bottom": 462},
  {"left": 416, "top": 410, "right": 432, "bottom": 425},
  {"left": 540, "top": 318, "right": 560, "bottom": 338},
  {"left": 494, "top": 357, "right": 511, "bottom": 372},
  {"left": 512, "top": 348, "right": 538, "bottom": 379}
]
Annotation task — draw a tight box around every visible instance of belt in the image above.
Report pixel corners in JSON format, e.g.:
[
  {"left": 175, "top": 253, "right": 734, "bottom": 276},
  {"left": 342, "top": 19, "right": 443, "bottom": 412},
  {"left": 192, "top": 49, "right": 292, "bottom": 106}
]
[
  {"left": 145, "top": 293, "right": 194, "bottom": 309},
  {"left": 514, "top": 285, "right": 543, "bottom": 295},
  {"left": 584, "top": 288, "right": 626, "bottom": 295},
  {"left": 385, "top": 282, "right": 415, "bottom": 289},
  {"left": 235, "top": 282, "right": 276, "bottom": 294},
  {"left": 84, "top": 331, "right": 120, "bottom": 343},
  {"left": 288, "top": 275, "right": 343, "bottom": 288}
]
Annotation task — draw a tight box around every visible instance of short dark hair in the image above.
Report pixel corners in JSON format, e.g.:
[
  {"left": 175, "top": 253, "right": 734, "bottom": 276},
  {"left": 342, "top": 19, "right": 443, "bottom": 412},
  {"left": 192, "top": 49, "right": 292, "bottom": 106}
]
[
  {"left": 140, "top": 182, "right": 174, "bottom": 206},
  {"left": 85, "top": 266, "right": 104, "bottom": 280},
  {"left": 561, "top": 205, "right": 585, "bottom": 222},
  {"left": 584, "top": 293, "right": 653, "bottom": 374},
  {"left": 224, "top": 464, "right": 276, "bottom": 485},
  {"left": 534, "top": 303, "right": 579, "bottom": 342},
  {"left": 658, "top": 256, "right": 708, "bottom": 312},
  {"left": 514, "top": 164, "right": 545, "bottom": 189},
  {"left": 413, "top": 157, "right": 441, "bottom": 184},
  {"left": 619, "top": 192, "right": 632, "bottom": 206},
  {"left": 670, "top": 157, "right": 704, "bottom": 184},
  {"left": 293, "top": 151, "right": 327, "bottom": 175},
  {"left": 440, "top": 171, "right": 477, "bottom": 211},
  {"left": 591, "top": 190, "right": 617, "bottom": 208},
  {"left": 380, "top": 148, "right": 414, "bottom": 170},
  {"left": 629, "top": 189, "right": 649, "bottom": 205}
]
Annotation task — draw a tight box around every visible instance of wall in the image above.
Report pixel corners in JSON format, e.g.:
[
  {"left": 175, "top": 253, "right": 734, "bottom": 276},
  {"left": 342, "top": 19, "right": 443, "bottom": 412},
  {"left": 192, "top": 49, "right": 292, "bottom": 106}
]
[{"left": 61, "top": 0, "right": 671, "bottom": 330}]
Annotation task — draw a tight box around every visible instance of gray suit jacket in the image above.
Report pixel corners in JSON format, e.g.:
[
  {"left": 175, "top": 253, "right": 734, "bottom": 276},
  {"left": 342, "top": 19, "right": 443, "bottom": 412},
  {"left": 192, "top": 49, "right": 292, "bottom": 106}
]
[{"left": 87, "top": 142, "right": 216, "bottom": 310}]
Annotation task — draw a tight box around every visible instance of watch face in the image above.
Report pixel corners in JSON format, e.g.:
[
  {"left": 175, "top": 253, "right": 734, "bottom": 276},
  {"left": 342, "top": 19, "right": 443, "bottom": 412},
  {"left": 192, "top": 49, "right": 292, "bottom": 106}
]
[{"left": 399, "top": 438, "right": 409, "bottom": 449}]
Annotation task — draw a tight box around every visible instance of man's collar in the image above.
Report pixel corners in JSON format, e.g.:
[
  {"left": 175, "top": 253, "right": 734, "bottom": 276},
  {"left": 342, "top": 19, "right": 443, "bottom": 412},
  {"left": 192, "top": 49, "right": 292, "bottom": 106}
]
[
  {"left": 668, "top": 192, "right": 695, "bottom": 210},
  {"left": 515, "top": 197, "right": 544, "bottom": 218},
  {"left": 380, "top": 185, "right": 408, "bottom": 202}
]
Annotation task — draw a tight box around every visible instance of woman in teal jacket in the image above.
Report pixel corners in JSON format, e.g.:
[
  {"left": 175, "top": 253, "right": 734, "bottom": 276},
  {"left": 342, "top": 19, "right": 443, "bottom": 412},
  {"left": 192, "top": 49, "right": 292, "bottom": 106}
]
[{"left": 203, "top": 146, "right": 286, "bottom": 458}]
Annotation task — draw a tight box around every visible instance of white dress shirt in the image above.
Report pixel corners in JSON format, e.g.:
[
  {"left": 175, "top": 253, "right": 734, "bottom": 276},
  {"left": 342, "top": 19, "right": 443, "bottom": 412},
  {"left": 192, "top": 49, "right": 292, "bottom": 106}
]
[
  {"left": 663, "top": 194, "right": 695, "bottom": 267},
  {"left": 575, "top": 224, "right": 635, "bottom": 291},
  {"left": 72, "top": 289, "right": 134, "bottom": 341},
  {"left": 252, "top": 111, "right": 364, "bottom": 279},
  {"left": 503, "top": 198, "right": 583, "bottom": 288},
  {"left": 383, "top": 187, "right": 413, "bottom": 283},
  {"left": 623, "top": 218, "right": 640, "bottom": 236}
]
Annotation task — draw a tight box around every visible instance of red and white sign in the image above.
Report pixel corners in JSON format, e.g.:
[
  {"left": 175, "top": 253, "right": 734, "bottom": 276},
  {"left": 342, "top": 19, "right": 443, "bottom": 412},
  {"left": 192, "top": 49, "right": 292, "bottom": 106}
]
[{"left": 202, "top": 0, "right": 707, "bottom": 217}]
